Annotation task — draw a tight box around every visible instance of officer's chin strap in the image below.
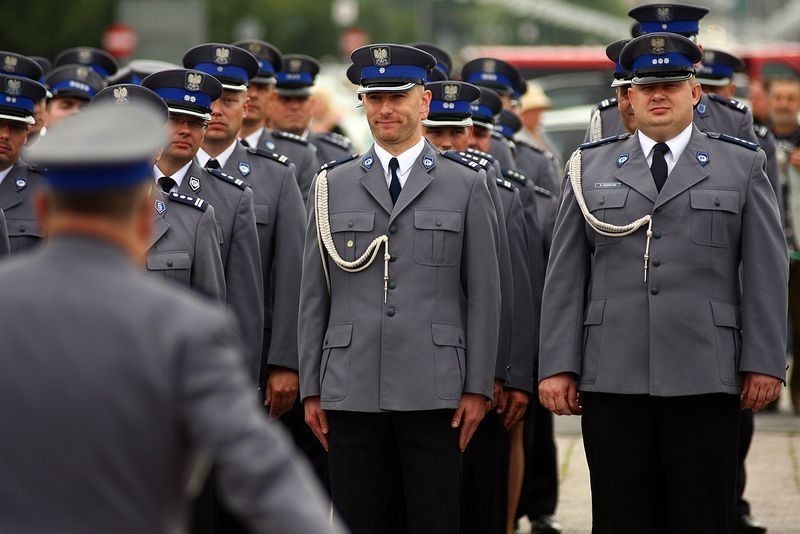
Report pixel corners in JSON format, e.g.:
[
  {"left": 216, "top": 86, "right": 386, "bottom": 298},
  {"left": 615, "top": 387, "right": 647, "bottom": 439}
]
[
  {"left": 314, "top": 170, "right": 391, "bottom": 303},
  {"left": 569, "top": 149, "right": 654, "bottom": 283}
]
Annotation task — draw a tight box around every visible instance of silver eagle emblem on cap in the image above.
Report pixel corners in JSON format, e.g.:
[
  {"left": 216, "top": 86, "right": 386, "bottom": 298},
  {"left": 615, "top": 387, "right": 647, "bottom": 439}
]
[
  {"left": 649, "top": 37, "right": 667, "bottom": 55},
  {"left": 113, "top": 86, "right": 128, "bottom": 104},
  {"left": 371, "top": 47, "right": 390, "bottom": 67},
  {"left": 78, "top": 47, "right": 93, "bottom": 64},
  {"left": 3, "top": 55, "right": 17, "bottom": 72},
  {"left": 76, "top": 66, "right": 89, "bottom": 80},
  {"left": 214, "top": 47, "right": 231, "bottom": 65},
  {"left": 443, "top": 84, "right": 459, "bottom": 102},
  {"left": 6, "top": 78, "right": 21, "bottom": 96},
  {"left": 186, "top": 72, "right": 202, "bottom": 91},
  {"left": 483, "top": 59, "right": 496, "bottom": 73},
  {"left": 289, "top": 58, "right": 302, "bottom": 72},
  {"left": 703, "top": 50, "right": 715, "bottom": 64},
  {"left": 656, "top": 6, "right": 673, "bottom": 22}
]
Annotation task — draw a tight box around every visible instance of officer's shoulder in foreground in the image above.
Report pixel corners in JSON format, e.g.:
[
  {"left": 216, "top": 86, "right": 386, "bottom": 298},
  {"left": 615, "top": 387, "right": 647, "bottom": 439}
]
[
  {"left": 703, "top": 131, "right": 759, "bottom": 151},
  {"left": 272, "top": 129, "right": 311, "bottom": 146},
  {"left": 707, "top": 93, "right": 748, "bottom": 114},
  {"left": 165, "top": 191, "right": 209, "bottom": 212},
  {"left": 580, "top": 133, "right": 631, "bottom": 151},
  {"left": 502, "top": 168, "right": 528, "bottom": 187},
  {"left": 315, "top": 132, "right": 354, "bottom": 150},
  {"left": 441, "top": 150, "right": 487, "bottom": 173},
  {"left": 206, "top": 167, "right": 250, "bottom": 191},
  {"left": 319, "top": 153, "right": 360, "bottom": 174},
  {"left": 597, "top": 97, "right": 619, "bottom": 111},
  {"left": 246, "top": 146, "right": 293, "bottom": 167}
]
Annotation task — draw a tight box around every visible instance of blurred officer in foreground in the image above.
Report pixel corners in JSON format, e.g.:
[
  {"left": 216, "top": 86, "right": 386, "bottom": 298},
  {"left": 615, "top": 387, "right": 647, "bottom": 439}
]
[
  {"left": 235, "top": 40, "right": 320, "bottom": 203},
  {"left": 0, "top": 101, "right": 344, "bottom": 534},
  {"left": 300, "top": 43, "right": 501, "bottom": 534},
  {"left": 539, "top": 33, "right": 787, "bottom": 533},
  {"left": 0, "top": 73, "right": 48, "bottom": 254}
]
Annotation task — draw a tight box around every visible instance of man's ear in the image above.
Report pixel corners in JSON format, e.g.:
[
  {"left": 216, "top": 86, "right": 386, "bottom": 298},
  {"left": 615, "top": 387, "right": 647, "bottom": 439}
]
[
  {"left": 420, "top": 88, "right": 432, "bottom": 120},
  {"left": 690, "top": 82, "right": 702, "bottom": 105}
]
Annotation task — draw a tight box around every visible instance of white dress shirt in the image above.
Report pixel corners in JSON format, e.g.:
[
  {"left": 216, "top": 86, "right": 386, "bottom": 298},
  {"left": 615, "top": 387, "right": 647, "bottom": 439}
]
[
  {"left": 373, "top": 137, "right": 426, "bottom": 189},
  {"left": 0, "top": 165, "right": 13, "bottom": 187},
  {"left": 153, "top": 160, "right": 192, "bottom": 193},
  {"left": 241, "top": 127, "right": 264, "bottom": 149},
  {"left": 637, "top": 123, "right": 693, "bottom": 176},
  {"left": 196, "top": 140, "right": 239, "bottom": 170}
]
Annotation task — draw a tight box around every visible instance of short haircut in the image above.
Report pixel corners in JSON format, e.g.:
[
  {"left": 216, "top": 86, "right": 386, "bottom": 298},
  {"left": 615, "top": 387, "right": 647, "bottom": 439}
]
[{"left": 46, "top": 182, "right": 151, "bottom": 221}]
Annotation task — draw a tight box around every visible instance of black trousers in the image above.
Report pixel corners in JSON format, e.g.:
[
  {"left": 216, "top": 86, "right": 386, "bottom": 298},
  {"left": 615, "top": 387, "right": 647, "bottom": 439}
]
[
  {"left": 736, "top": 409, "right": 754, "bottom": 517},
  {"left": 581, "top": 392, "right": 740, "bottom": 534},
  {"left": 517, "top": 395, "right": 559, "bottom": 519},
  {"left": 327, "top": 409, "right": 461, "bottom": 534}
]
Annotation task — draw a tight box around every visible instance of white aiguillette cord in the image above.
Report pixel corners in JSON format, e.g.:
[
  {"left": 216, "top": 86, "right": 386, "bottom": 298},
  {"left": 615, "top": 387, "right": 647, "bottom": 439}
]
[
  {"left": 568, "top": 149, "right": 655, "bottom": 283},
  {"left": 314, "top": 169, "right": 391, "bottom": 303}
]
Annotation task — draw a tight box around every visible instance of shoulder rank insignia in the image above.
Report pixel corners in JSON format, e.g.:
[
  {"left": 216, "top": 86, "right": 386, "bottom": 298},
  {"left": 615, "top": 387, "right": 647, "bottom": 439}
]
[
  {"left": 705, "top": 131, "right": 759, "bottom": 151},
  {"left": 320, "top": 153, "right": 359, "bottom": 172},
  {"left": 167, "top": 192, "right": 208, "bottom": 211},
  {"left": 708, "top": 93, "right": 748, "bottom": 113},
  {"left": 465, "top": 147, "right": 496, "bottom": 163},
  {"left": 273, "top": 130, "right": 310, "bottom": 145},
  {"left": 319, "top": 132, "right": 353, "bottom": 150},
  {"left": 458, "top": 151, "right": 491, "bottom": 169},
  {"left": 532, "top": 184, "right": 553, "bottom": 198},
  {"left": 598, "top": 97, "right": 619, "bottom": 111},
  {"left": 496, "top": 177, "right": 515, "bottom": 192},
  {"left": 580, "top": 133, "right": 630, "bottom": 150},
  {"left": 502, "top": 168, "right": 528, "bottom": 185},
  {"left": 754, "top": 124, "right": 769, "bottom": 138},
  {"left": 206, "top": 167, "right": 250, "bottom": 190},
  {"left": 441, "top": 151, "right": 482, "bottom": 171},
  {"left": 247, "top": 147, "right": 292, "bottom": 166}
]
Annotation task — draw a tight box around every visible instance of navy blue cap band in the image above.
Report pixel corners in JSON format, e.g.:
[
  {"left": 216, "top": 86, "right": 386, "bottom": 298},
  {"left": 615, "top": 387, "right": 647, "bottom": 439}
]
[
  {"left": 257, "top": 60, "right": 277, "bottom": 77},
  {"left": 50, "top": 79, "right": 99, "bottom": 97},
  {"left": 466, "top": 72, "right": 513, "bottom": 89},
  {"left": 639, "top": 20, "right": 699, "bottom": 34},
  {"left": 361, "top": 64, "right": 427, "bottom": 83},
  {"left": 0, "top": 94, "right": 34, "bottom": 114},
  {"left": 193, "top": 63, "right": 249, "bottom": 84},
  {"left": 91, "top": 65, "right": 111, "bottom": 78},
  {"left": 471, "top": 103, "right": 495, "bottom": 119},
  {"left": 697, "top": 64, "right": 735, "bottom": 79},
  {"left": 495, "top": 124, "right": 515, "bottom": 139},
  {"left": 632, "top": 52, "right": 694, "bottom": 71},
  {"left": 277, "top": 71, "right": 314, "bottom": 86},
  {"left": 44, "top": 159, "right": 153, "bottom": 191},
  {"left": 152, "top": 87, "right": 211, "bottom": 109},
  {"left": 430, "top": 100, "right": 472, "bottom": 115}
]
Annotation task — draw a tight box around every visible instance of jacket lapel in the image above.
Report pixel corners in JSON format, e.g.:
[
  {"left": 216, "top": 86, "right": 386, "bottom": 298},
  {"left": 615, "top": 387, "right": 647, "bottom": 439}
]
[
  {"left": 149, "top": 192, "right": 170, "bottom": 249},
  {"left": 654, "top": 127, "right": 710, "bottom": 209},
  {"left": 0, "top": 162, "right": 26, "bottom": 210},
  {"left": 358, "top": 149, "right": 393, "bottom": 216},
  {"left": 611, "top": 137, "right": 658, "bottom": 204},
  {"left": 179, "top": 161, "right": 205, "bottom": 196},
  {"left": 388, "top": 143, "right": 436, "bottom": 225}
]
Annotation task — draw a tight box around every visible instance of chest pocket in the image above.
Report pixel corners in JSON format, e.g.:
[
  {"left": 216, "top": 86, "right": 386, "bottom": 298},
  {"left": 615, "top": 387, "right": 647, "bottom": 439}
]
[
  {"left": 414, "top": 209, "right": 463, "bottom": 267},
  {"left": 6, "top": 218, "right": 44, "bottom": 239},
  {"left": 147, "top": 251, "right": 192, "bottom": 285},
  {"left": 582, "top": 187, "right": 629, "bottom": 246},
  {"left": 329, "top": 210, "right": 375, "bottom": 262},
  {"left": 690, "top": 189, "right": 739, "bottom": 247}
]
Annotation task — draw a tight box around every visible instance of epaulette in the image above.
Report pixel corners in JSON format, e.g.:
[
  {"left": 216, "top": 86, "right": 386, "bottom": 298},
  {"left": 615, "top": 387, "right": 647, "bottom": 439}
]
[
  {"left": 754, "top": 124, "right": 770, "bottom": 139},
  {"left": 166, "top": 192, "right": 208, "bottom": 211},
  {"left": 502, "top": 168, "right": 528, "bottom": 186},
  {"left": 496, "top": 177, "right": 515, "bottom": 192},
  {"left": 708, "top": 93, "right": 748, "bottom": 113},
  {"left": 441, "top": 151, "right": 483, "bottom": 171},
  {"left": 705, "top": 131, "right": 759, "bottom": 151},
  {"left": 247, "top": 147, "right": 291, "bottom": 166},
  {"left": 206, "top": 167, "right": 250, "bottom": 190},
  {"left": 318, "top": 132, "right": 353, "bottom": 150},
  {"left": 598, "top": 97, "right": 619, "bottom": 111},
  {"left": 515, "top": 139, "right": 556, "bottom": 160},
  {"left": 465, "top": 147, "right": 496, "bottom": 163},
  {"left": 272, "top": 130, "right": 310, "bottom": 145},
  {"left": 579, "top": 133, "right": 630, "bottom": 150},
  {"left": 532, "top": 184, "right": 553, "bottom": 198},
  {"left": 319, "top": 153, "right": 359, "bottom": 172},
  {"left": 458, "top": 151, "right": 491, "bottom": 169}
]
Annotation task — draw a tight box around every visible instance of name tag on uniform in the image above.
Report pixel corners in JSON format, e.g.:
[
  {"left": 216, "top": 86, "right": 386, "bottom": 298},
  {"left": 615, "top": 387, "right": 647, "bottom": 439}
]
[{"left": 595, "top": 182, "right": 622, "bottom": 189}]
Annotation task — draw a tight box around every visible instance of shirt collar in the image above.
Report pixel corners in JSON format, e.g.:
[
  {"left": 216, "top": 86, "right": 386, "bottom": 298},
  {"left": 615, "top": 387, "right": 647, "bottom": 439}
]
[
  {"left": 196, "top": 140, "right": 239, "bottom": 170},
  {"left": 0, "top": 165, "right": 14, "bottom": 187},
  {"left": 242, "top": 127, "right": 264, "bottom": 150},
  {"left": 637, "top": 122, "right": 694, "bottom": 160},
  {"left": 153, "top": 160, "right": 192, "bottom": 188},
  {"left": 373, "top": 137, "right": 426, "bottom": 177}
]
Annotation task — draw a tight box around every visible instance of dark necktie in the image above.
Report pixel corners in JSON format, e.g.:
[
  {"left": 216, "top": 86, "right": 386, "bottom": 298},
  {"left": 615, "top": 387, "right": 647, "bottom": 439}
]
[
  {"left": 157, "top": 176, "right": 176, "bottom": 193},
  {"left": 240, "top": 138, "right": 250, "bottom": 148},
  {"left": 206, "top": 158, "right": 220, "bottom": 170},
  {"left": 388, "top": 157, "right": 402, "bottom": 204},
  {"left": 650, "top": 143, "right": 670, "bottom": 192}
]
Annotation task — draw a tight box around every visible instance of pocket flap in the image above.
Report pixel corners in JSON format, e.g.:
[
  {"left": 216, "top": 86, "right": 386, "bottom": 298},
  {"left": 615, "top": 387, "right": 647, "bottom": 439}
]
[
  {"left": 690, "top": 190, "right": 739, "bottom": 214},
  {"left": 329, "top": 211, "right": 375, "bottom": 233},
  {"left": 432, "top": 323, "right": 466, "bottom": 348},
  {"left": 583, "top": 188, "right": 629, "bottom": 212},
  {"left": 710, "top": 300, "right": 742, "bottom": 329},
  {"left": 414, "top": 209, "right": 462, "bottom": 232},
  {"left": 147, "top": 251, "right": 191, "bottom": 270},
  {"left": 583, "top": 298, "right": 606, "bottom": 325},
  {"left": 323, "top": 323, "right": 353, "bottom": 348},
  {"left": 254, "top": 203, "right": 270, "bottom": 224},
  {"left": 7, "top": 219, "right": 44, "bottom": 238}
]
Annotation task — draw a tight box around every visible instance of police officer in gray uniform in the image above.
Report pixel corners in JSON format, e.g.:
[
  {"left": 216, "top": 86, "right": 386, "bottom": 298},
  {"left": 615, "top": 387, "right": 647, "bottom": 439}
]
[
  {"left": 143, "top": 68, "right": 264, "bottom": 383},
  {"left": 539, "top": 34, "right": 787, "bottom": 533},
  {"left": 0, "top": 70, "right": 48, "bottom": 254},
  {"left": 498, "top": 109, "right": 562, "bottom": 198},
  {"left": 235, "top": 40, "right": 320, "bottom": 203},
  {"left": 91, "top": 83, "right": 226, "bottom": 302},
  {"left": 300, "top": 44, "right": 501, "bottom": 534},
  {"left": 1, "top": 101, "right": 343, "bottom": 534}
]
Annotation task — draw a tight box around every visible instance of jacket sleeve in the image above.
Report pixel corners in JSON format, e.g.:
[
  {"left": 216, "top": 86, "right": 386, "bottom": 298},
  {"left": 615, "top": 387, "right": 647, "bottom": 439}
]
[
  {"left": 225, "top": 187, "right": 265, "bottom": 384},
  {"left": 191, "top": 205, "right": 226, "bottom": 303},
  {"left": 265, "top": 164, "right": 306, "bottom": 372},
  {"left": 740, "top": 148, "right": 789, "bottom": 380},
  {"left": 486, "top": 166, "right": 513, "bottom": 382},
  {"left": 0, "top": 209, "right": 8, "bottom": 257}
]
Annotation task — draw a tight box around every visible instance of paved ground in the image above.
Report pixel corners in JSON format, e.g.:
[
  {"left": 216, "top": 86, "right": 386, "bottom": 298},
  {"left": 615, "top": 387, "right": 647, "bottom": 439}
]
[{"left": 541, "top": 391, "right": 800, "bottom": 534}]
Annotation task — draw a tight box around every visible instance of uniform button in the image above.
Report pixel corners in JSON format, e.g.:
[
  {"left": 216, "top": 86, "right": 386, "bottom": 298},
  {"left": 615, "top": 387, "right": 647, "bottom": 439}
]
[
  {"left": 458, "top": 337, "right": 463, "bottom": 344},
  {"left": 435, "top": 220, "right": 442, "bottom": 227},
  {"left": 166, "top": 260, "right": 174, "bottom": 267},
  {"left": 347, "top": 221, "right": 354, "bottom": 228},
  {"left": 389, "top": 225, "right": 397, "bottom": 234},
  {"left": 386, "top": 307, "right": 396, "bottom": 317},
  {"left": 653, "top": 231, "right": 662, "bottom": 239},
  {"left": 388, "top": 281, "right": 396, "bottom": 290},
  {"left": 652, "top": 259, "right": 661, "bottom": 267},
  {"left": 655, "top": 207, "right": 663, "bottom": 213},
  {"left": 599, "top": 198, "right": 606, "bottom": 205},
  {"left": 650, "top": 287, "right": 660, "bottom": 295},
  {"left": 18, "top": 226, "right": 25, "bottom": 233},
  {"left": 714, "top": 198, "right": 721, "bottom": 207},
  {"left": 389, "top": 255, "right": 397, "bottom": 262}
]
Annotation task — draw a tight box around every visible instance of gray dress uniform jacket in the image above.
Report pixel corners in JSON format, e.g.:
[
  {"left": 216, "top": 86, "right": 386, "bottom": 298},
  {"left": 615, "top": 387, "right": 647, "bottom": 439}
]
[
  {"left": 299, "top": 142, "right": 502, "bottom": 411},
  {"left": 178, "top": 162, "right": 264, "bottom": 381},
  {"left": 514, "top": 139, "right": 562, "bottom": 197},
  {"left": 221, "top": 142, "right": 306, "bottom": 377},
  {"left": 584, "top": 98, "right": 625, "bottom": 143},
  {"left": 0, "top": 208, "right": 8, "bottom": 256},
  {"left": 0, "top": 160, "right": 45, "bottom": 254},
  {"left": 489, "top": 130, "right": 518, "bottom": 170},
  {"left": 309, "top": 132, "right": 357, "bottom": 165},
  {"left": 0, "top": 236, "right": 343, "bottom": 534},
  {"left": 540, "top": 128, "right": 788, "bottom": 395},
  {"left": 694, "top": 93, "right": 758, "bottom": 144},
  {"left": 258, "top": 128, "right": 321, "bottom": 204},
  {"left": 754, "top": 123, "right": 784, "bottom": 226},
  {"left": 147, "top": 190, "right": 226, "bottom": 302}
]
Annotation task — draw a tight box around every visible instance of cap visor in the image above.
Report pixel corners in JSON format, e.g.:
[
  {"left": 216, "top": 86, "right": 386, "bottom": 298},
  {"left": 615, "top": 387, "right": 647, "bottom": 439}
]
[
  {"left": 696, "top": 76, "right": 731, "bottom": 87},
  {"left": 250, "top": 76, "right": 276, "bottom": 85},
  {"left": 610, "top": 78, "right": 632, "bottom": 88},
  {"left": 471, "top": 119, "right": 495, "bottom": 130},
  {"left": 221, "top": 83, "right": 248, "bottom": 92},
  {"left": 357, "top": 82, "right": 417, "bottom": 94},
  {"left": 631, "top": 72, "right": 693, "bottom": 85},
  {"left": 0, "top": 113, "right": 34, "bottom": 125},
  {"left": 422, "top": 117, "right": 473, "bottom": 128},
  {"left": 167, "top": 107, "right": 211, "bottom": 121},
  {"left": 276, "top": 87, "right": 313, "bottom": 97}
]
